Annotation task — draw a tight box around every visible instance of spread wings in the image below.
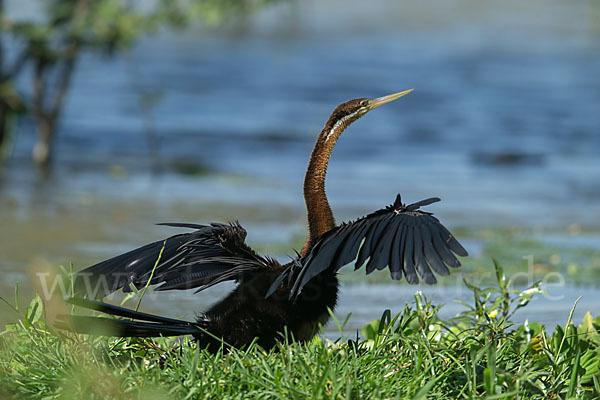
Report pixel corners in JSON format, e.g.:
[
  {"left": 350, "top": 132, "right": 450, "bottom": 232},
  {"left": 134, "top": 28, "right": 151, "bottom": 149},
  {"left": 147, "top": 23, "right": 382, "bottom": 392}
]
[
  {"left": 270, "top": 195, "right": 468, "bottom": 298},
  {"left": 73, "top": 222, "right": 271, "bottom": 299}
]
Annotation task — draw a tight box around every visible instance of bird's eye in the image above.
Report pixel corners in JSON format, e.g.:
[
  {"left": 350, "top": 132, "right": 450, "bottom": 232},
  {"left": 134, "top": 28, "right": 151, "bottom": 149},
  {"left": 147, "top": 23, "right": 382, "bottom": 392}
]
[{"left": 360, "top": 100, "right": 369, "bottom": 107}]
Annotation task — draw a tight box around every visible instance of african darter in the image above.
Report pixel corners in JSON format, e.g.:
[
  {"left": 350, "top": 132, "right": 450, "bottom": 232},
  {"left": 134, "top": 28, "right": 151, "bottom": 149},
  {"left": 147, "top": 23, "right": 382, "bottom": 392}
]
[{"left": 58, "top": 89, "right": 468, "bottom": 352}]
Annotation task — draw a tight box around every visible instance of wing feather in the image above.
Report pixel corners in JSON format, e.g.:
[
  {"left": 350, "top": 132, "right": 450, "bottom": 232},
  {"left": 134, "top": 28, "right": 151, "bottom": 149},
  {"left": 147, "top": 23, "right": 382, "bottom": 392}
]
[
  {"left": 388, "top": 220, "right": 404, "bottom": 280},
  {"left": 366, "top": 217, "right": 399, "bottom": 274},
  {"left": 402, "top": 224, "right": 419, "bottom": 284},
  {"left": 74, "top": 222, "right": 271, "bottom": 298},
  {"left": 421, "top": 219, "right": 450, "bottom": 276},
  {"left": 437, "top": 224, "right": 468, "bottom": 257},
  {"left": 333, "top": 220, "right": 372, "bottom": 270},
  {"left": 431, "top": 226, "right": 461, "bottom": 268},
  {"left": 356, "top": 214, "right": 394, "bottom": 268},
  {"left": 283, "top": 194, "right": 467, "bottom": 297},
  {"left": 413, "top": 225, "right": 436, "bottom": 284}
]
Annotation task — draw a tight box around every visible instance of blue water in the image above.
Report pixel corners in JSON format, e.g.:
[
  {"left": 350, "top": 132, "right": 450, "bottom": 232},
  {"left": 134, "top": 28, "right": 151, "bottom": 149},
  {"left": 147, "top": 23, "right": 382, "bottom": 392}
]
[
  {"left": 1, "top": 0, "right": 599, "bottom": 327},
  {"left": 4, "top": 0, "right": 600, "bottom": 228}
]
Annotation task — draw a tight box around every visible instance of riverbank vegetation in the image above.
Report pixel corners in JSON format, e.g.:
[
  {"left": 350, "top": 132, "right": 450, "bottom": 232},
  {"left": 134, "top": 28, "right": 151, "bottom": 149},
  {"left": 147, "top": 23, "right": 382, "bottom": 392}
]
[{"left": 1, "top": 262, "right": 599, "bottom": 399}]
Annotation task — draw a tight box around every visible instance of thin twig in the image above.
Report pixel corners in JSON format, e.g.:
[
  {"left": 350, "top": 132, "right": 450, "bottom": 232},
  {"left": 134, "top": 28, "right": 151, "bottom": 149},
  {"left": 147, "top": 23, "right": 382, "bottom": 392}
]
[
  {"left": 557, "top": 296, "right": 582, "bottom": 356},
  {"left": 135, "top": 240, "right": 167, "bottom": 312}
]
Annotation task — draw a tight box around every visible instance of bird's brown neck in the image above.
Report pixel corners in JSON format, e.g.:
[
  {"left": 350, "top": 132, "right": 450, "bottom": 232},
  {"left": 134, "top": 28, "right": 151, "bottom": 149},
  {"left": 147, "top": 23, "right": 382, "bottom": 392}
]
[{"left": 300, "top": 114, "right": 355, "bottom": 256}]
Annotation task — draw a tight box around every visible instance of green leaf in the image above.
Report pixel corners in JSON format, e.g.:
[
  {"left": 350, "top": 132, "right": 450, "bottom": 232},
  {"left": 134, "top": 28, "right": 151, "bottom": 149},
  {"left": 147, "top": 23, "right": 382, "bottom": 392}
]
[
  {"left": 25, "top": 294, "right": 43, "bottom": 328},
  {"left": 361, "top": 320, "right": 380, "bottom": 341},
  {"left": 462, "top": 278, "right": 476, "bottom": 291},
  {"left": 552, "top": 325, "right": 564, "bottom": 352},
  {"left": 483, "top": 367, "right": 493, "bottom": 394},
  {"left": 567, "top": 343, "right": 582, "bottom": 398},
  {"left": 580, "top": 349, "right": 600, "bottom": 382},
  {"left": 411, "top": 375, "right": 441, "bottom": 400},
  {"left": 579, "top": 311, "right": 598, "bottom": 336},
  {"left": 493, "top": 259, "right": 505, "bottom": 290}
]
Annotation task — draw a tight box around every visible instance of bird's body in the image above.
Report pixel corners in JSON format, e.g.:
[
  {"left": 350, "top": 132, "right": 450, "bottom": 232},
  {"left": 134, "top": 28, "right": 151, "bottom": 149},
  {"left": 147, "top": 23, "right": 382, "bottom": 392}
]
[
  {"left": 59, "top": 90, "right": 467, "bottom": 351},
  {"left": 195, "top": 267, "right": 338, "bottom": 351}
]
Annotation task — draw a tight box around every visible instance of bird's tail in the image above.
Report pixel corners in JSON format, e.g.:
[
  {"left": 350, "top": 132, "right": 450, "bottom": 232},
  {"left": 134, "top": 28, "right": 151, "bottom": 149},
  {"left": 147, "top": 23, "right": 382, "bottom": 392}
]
[{"left": 55, "top": 298, "right": 203, "bottom": 337}]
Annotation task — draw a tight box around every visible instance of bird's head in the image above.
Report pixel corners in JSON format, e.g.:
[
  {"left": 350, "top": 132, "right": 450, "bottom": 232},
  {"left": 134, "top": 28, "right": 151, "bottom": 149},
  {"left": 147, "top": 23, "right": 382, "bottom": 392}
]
[{"left": 324, "top": 89, "right": 414, "bottom": 142}]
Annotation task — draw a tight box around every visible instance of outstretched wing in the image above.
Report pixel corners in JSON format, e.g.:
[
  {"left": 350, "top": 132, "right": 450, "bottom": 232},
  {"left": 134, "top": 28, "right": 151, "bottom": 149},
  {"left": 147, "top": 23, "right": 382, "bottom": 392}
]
[
  {"left": 74, "top": 222, "right": 271, "bottom": 299},
  {"left": 279, "top": 195, "right": 467, "bottom": 298}
]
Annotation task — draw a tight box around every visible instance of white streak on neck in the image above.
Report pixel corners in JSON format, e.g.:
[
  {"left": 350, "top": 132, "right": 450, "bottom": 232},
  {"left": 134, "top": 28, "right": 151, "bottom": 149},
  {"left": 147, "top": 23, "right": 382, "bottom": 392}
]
[{"left": 325, "top": 111, "right": 360, "bottom": 142}]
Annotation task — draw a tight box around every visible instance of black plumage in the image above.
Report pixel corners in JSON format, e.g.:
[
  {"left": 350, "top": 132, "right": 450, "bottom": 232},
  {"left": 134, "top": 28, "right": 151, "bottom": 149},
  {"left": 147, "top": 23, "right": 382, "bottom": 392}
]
[
  {"left": 56, "top": 298, "right": 203, "bottom": 337},
  {"left": 72, "top": 222, "right": 268, "bottom": 298},
  {"left": 58, "top": 91, "right": 469, "bottom": 351},
  {"left": 282, "top": 195, "right": 467, "bottom": 298}
]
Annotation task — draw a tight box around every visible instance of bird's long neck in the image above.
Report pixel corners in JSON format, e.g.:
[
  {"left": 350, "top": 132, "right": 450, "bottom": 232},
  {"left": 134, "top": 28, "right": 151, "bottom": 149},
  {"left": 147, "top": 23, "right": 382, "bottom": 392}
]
[{"left": 301, "top": 114, "right": 355, "bottom": 256}]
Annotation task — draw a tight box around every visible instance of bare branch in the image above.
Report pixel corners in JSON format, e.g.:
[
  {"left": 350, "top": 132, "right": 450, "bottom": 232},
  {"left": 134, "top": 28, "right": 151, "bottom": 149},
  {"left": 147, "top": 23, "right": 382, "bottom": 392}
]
[
  {"left": 49, "top": 43, "right": 80, "bottom": 120},
  {"left": 48, "top": 0, "right": 92, "bottom": 120},
  {"left": 32, "top": 58, "right": 47, "bottom": 119}
]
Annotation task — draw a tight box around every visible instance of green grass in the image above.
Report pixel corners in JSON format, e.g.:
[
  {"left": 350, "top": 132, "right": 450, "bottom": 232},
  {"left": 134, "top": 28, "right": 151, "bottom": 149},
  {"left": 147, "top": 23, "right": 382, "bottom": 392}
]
[{"left": 1, "top": 262, "right": 599, "bottom": 399}]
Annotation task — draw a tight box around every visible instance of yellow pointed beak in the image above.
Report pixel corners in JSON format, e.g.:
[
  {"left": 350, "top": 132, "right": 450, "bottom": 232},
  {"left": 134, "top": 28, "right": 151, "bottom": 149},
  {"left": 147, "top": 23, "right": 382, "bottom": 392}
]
[{"left": 367, "top": 89, "right": 414, "bottom": 110}]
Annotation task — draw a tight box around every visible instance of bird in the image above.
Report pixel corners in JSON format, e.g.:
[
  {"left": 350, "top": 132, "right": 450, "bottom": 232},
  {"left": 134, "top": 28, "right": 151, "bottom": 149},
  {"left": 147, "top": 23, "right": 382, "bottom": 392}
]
[{"left": 57, "top": 89, "right": 468, "bottom": 352}]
